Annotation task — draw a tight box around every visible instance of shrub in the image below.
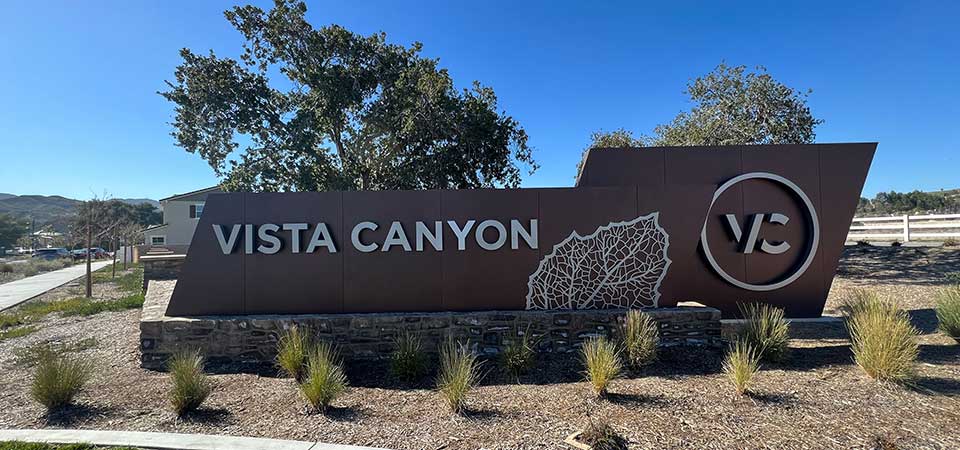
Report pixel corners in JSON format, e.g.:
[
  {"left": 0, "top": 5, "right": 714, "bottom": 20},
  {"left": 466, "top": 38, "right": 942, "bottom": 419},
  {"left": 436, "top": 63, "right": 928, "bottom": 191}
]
[
  {"left": 276, "top": 325, "right": 310, "bottom": 381},
  {"left": 299, "top": 341, "right": 347, "bottom": 412},
  {"left": 943, "top": 237, "right": 959, "bottom": 247},
  {"left": 390, "top": 331, "right": 427, "bottom": 383},
  {"left": 581, "top": 336, "right": 622, "bottom": 398},
  {"left": 168, "top": 349, "right": 212, "bottom": 416},
  {"left": 436, "top": 338, "right": 481, "bottom": 414},
  {"left": 723, "top": 339, "right": 760, "bottom": 395},
  {"left": 0, "top": 263, "right": 12, "bottom": 273},
  {"left": 845, "top": 291, "right": 918, "bottom": 382},
  {"left": 738, "top": 302, "right": 789, "bottom": 362},
  {"left": 621, "top": 310, "right": 659, "bottom": 370},
  {"left": 935, "top": 285, "right": 960, "bottom": 341},
  {"left": 30, "top": 352, "right": 92, "bottom": 412},
  {"left": 890, "top": 241, "right": 902, "bottom": 247},
  {"left": 500, "top": 328, "right": 536, "bottom": 379}
]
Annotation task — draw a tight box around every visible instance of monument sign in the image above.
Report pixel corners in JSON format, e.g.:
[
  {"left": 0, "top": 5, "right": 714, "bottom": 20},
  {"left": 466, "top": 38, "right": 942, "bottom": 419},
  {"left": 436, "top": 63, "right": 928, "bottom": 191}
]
[{"left": 166, "top": 143, "right": 875, "bottom": 318}]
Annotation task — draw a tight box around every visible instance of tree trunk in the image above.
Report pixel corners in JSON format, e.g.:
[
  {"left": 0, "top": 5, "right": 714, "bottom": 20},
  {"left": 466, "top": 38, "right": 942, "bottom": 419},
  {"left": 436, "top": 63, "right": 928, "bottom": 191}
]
[
  {"left": 112, "top": 237, "right": 117, "bottom": 278},
  {"left": 85, "top": 218, "right": 92, "bottom": 298}
]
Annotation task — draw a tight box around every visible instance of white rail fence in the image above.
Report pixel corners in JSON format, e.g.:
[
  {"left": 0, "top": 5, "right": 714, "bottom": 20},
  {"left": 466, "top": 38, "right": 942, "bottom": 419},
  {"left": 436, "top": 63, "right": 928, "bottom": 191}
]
[{"left": 847, "top": 213, "right": 960, "bottom": 242}]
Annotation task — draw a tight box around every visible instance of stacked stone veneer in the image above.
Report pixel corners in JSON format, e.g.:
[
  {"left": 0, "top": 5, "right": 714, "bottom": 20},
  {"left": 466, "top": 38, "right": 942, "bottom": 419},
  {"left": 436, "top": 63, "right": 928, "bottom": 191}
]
[
  {"left": 140, "top": 280, "right": 722, "bottom": 370},
  {"left": 141, "top": 255, "right": 185, "bottom": 292}
]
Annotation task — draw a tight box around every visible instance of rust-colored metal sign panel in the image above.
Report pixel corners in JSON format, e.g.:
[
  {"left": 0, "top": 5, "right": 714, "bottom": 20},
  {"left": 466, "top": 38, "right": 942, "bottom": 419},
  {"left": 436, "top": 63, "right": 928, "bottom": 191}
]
[{"left": 167, "top": 143, "right": 875, "bottom": 318}]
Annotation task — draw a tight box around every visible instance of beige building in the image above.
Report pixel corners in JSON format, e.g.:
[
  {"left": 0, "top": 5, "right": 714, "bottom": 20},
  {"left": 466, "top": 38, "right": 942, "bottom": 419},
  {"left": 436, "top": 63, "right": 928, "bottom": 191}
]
[{"left": 143, "top": 186, "right": 222, "bottom": 252}]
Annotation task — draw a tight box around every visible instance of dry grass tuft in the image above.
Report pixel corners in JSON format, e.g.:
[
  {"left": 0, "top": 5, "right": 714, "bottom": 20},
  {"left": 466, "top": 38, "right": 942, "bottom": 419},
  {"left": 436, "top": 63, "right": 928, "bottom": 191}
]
[
  {"left": 30, "top": 352, "right": 92, "bottom": 412},
  {"left": 436, "top": 338, "right": 482, "bottom": 414},
  {"left": 578, "top": 416, "right": 628, "bottom": 450},
  {"left": 168, "top": 349, "right": 212, "bottom": 416},
  {"left": 845, "top": 289, "right": 918, "bottom": 382},
  {"left": 276, "top": 325, "right": 310, "bottom": 381},
  {"left": 390, "top": 331, "right": 428, "bottom": 383},
  {"left": 621, "top": 310, "right": 659, "bottom": 370},
  {"left": 581, "top": 336, "right": 622, "bottom": 398},
  {"left": 299, "top": 341, "right": 347, "bottom": 413},
  {"left": 723, "top": 338, "right": 760, "bottom": 395},
  {"left": 738, "top": 302, "right": 790, "bottom": 362},
  {"left": 936, "top": 285, "right": 960, "bottom": 341},
  {"left": 500, "top": 327, "right": 536, "bottom": 380}
]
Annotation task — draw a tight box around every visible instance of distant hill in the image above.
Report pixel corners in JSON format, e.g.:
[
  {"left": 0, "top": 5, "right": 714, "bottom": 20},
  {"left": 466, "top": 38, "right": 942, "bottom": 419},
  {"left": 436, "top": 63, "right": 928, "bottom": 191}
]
[
  {"left": 117, "top": 198, "right": 161, "bottom": 208},
  {"left": 0, "top": 194, "right": 159, "bottom": 232}
]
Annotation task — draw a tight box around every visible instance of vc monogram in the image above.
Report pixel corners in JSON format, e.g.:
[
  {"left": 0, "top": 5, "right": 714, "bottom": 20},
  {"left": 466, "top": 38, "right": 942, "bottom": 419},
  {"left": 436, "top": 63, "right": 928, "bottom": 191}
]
[{"left": 723, "top": 213, "right": 790, "bottom": 255}]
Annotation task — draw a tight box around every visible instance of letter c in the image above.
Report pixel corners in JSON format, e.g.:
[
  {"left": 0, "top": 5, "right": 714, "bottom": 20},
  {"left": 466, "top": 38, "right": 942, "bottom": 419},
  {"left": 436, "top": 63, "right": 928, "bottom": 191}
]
[{"left": 351, "top": 222, "right": 378, "bottom": 253}]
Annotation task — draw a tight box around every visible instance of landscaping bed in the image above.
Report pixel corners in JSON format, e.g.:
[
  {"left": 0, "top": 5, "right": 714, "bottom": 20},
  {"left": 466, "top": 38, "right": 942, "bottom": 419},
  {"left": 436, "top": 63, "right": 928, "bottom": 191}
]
[
  {"left": 0, "top": 259, "right": 78, "bottom": 286},
  {"left": 0, "top": 248, "right": 958, "bottom": 449}
]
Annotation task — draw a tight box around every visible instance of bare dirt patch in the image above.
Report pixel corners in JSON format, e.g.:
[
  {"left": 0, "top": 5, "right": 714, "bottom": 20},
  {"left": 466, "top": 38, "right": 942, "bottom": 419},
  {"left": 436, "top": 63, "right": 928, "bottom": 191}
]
[{"left": 1, "top": 248, "right": 959, "bottom": 449}]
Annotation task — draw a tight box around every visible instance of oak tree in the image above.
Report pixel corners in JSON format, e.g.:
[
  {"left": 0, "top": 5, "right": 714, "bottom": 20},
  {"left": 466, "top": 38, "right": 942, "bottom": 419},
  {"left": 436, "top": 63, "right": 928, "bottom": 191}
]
[
  {"left": 161, "top": 0, "right": 535, "bottom": 192},
  {"left": 579, "top": 64, "right": 823, "bottom": 178}
]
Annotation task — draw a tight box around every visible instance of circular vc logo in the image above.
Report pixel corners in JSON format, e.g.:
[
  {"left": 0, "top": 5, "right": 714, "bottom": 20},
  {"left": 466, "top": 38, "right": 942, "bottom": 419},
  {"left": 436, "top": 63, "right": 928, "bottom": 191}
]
[{"left": 699, "top": 172, "right": 820, "bottom": 292}]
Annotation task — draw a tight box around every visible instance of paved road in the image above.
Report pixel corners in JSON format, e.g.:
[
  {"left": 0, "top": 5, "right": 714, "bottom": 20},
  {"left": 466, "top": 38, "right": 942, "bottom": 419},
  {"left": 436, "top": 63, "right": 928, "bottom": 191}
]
[
  {"left": 0, "top": 428, "right": 386, "bottom": 450},
  {"left": 0, "top": 261, "right": 111, "bottom": 311}
]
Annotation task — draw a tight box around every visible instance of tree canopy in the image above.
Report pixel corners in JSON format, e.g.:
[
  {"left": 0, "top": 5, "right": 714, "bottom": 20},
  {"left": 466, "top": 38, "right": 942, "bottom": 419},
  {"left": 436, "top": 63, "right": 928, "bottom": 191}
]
[
  {"left": 580, "top": 64, "right": 823, "bottom": 177},
  {"left": 857, "top": 190, "right": 960, "bottom": 216},
  {"left": 0, "top": 214, "right": 27, "bottom": 250},
  {"left": 161, "top": 0, "right": 535, "bottom": 192}
]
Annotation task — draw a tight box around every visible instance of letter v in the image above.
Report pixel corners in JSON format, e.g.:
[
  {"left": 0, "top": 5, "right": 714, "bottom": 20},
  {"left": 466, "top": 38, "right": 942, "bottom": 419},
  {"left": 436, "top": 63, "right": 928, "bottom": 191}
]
[{"left": 213, "top": 224, "right": 242, "bottom": 254}]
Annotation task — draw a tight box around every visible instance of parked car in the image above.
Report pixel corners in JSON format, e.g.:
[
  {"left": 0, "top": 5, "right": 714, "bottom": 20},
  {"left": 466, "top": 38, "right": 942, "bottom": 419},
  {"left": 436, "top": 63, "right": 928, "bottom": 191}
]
[
  {"left": 72, "top": 248, "right": 111, "bottom": 260},
  {"left": 33, "top": 248, "right": 72, "bottom": 260}
]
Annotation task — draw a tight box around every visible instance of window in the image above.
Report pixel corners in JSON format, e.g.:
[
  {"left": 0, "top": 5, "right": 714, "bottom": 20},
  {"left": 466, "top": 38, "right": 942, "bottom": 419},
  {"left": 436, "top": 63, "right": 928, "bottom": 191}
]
[
  {"left": 150, "top": 235, "right": 166, "bottom": 246},
  {"left": 189, "top": 203, "right": 204, "bottom": 219}
]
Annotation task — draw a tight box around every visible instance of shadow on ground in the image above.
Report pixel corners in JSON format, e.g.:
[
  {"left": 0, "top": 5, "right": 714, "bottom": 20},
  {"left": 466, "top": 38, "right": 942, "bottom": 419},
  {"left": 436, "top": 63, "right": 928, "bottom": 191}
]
[{"left": 43, "top": 403, "right": 119, "bottom": 427}]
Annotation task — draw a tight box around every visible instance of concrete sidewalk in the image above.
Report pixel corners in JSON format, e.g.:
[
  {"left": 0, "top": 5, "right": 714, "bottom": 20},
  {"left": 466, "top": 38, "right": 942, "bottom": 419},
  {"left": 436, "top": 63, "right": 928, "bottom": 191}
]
[
  {"left": 0, "top": 261, "right": 111, "bottom": 311},
  {"left": 0, "top": 428, "right": 388, "bottom": 450}
]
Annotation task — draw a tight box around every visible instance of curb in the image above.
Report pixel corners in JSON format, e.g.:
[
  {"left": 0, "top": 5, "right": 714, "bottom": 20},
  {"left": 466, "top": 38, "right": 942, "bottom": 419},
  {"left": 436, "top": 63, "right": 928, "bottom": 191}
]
[{"left": 0, "top": 429, "right": 389, "bottom": 450}]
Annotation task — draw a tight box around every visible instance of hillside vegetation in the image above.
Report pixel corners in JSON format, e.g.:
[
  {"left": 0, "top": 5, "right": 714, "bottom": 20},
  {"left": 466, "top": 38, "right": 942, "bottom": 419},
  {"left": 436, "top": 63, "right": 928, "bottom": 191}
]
[{"left": 857, "top": 189, "right": 960, "bottom": 216}]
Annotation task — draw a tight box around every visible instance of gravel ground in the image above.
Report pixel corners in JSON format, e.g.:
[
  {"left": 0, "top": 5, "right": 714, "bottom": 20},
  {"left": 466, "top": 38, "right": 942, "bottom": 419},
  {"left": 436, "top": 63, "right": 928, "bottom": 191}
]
[{"left": 1, "top": 247, "right": 959, "bottom": 449}]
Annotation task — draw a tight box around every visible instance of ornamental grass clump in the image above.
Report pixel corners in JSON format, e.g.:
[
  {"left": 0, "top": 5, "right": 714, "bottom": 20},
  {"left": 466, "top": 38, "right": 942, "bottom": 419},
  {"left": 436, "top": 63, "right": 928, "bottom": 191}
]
[
  {"left": 299, "top": 341, "right": 347, "bottom": 412},
  {"left": 168, "top": 349, "right": 212, "bottom": 416},
  {"left": 936, "top": 285, "right": 960, "bottom": 341},
  {"left": 30, "top": 352, "right": 92, "bottom": 412},
  {"left": 723, "top": 338, "right": 760, "bottom": 395},
  {"left": 581, "top": 336, "right": 622, "bottom": 398},
  {"left": 621, "top": 310, "right": 659, "bottom": 370},
  {"left": 436, "top": 338, "right": 482, "bottom": 414},
  {"left": 738, "top": 302, "right": 790, "bottom": 362},
  {"left": 277, "top": 325, "right": 310, "bottom": 381},
  {"left": 845, "top": 289, "right": 918, "bottom": 383},
  {"left": 390, "top": 331, "right": 428, "bottom": 383},
  {"left": 578, "top": 416, "right": 628, "bottom": 450},
  {"left": 500, "top": 327, "right": 536, "bottom": 380}
]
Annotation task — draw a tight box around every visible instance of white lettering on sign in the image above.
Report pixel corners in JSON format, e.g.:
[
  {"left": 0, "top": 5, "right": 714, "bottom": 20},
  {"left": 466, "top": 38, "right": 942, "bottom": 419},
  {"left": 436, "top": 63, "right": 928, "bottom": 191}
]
[{"left": 212, "top": 219, "right": 538, "bottom": 255}]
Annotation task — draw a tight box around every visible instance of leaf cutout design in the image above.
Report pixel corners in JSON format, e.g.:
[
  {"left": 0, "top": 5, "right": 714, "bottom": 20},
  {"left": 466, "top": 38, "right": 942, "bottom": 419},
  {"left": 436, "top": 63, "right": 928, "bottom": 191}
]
[{"left": 526, "top": 213, "right": 671, "bottom": 310}]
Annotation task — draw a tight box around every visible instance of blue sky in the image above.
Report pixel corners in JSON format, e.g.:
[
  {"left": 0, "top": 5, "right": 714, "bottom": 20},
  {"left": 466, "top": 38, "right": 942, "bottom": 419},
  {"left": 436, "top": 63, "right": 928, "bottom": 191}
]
[{"left": 0, "top": 0, "right": 956, "bottom": 200}]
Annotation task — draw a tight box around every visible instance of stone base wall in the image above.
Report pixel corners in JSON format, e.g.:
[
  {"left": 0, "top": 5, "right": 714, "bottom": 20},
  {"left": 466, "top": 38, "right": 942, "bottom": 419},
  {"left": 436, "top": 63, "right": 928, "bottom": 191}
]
[
  {"left": 141, "top": 255, "right": 185, "bottom": 292},
  {"left": 141, "top": 280, "right": 722, "bottom": 370}
]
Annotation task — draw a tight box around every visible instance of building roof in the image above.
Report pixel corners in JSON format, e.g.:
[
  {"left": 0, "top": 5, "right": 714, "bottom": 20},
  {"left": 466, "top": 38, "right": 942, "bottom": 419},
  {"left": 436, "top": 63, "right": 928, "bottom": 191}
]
[
  {"left": 159, "top": 186, "right": 222, "bottom": 202},
  {"left": 141, "top": 223, "right": 169, "bottom": 233}
]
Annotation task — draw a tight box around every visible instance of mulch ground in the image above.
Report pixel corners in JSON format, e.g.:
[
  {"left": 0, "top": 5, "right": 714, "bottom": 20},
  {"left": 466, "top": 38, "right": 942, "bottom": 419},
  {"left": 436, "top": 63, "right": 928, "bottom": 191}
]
[{"left": 1, "top": 247, "right": 959, "bottom": 450}]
